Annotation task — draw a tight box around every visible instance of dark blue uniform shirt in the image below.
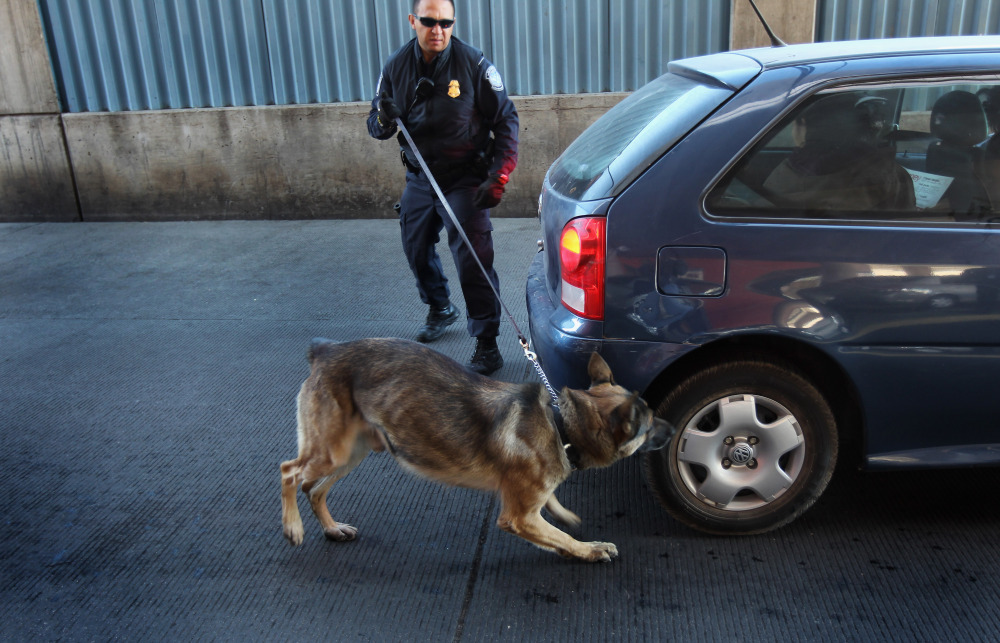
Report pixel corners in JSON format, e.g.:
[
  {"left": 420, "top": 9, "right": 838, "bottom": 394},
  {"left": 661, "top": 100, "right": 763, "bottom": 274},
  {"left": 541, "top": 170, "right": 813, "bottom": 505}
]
[{"left": 367, "top": 37, "right": 518, "bottom": 180}]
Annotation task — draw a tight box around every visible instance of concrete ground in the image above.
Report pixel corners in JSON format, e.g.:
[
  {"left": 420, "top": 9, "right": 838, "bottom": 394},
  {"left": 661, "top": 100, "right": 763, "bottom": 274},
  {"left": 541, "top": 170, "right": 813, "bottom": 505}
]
[{"left": 2, "top": 218, "right": 999, "bottom": 641}]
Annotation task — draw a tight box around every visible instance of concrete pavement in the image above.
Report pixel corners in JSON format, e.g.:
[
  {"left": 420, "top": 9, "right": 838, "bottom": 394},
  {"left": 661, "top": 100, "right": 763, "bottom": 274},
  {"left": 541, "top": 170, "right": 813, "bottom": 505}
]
[{"left": 3, "top": 218, "right": 999, "bottom": 641}]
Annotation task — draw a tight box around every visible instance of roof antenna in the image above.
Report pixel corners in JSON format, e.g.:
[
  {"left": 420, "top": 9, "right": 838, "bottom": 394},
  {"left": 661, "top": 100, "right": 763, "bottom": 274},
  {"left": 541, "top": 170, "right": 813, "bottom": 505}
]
[{"left": 746, "top": 0, "right": 787, "bottom": 47}]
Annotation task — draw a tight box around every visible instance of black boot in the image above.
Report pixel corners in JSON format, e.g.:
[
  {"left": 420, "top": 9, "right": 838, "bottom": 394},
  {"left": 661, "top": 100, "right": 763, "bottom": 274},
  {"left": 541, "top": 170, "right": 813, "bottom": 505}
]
[
  {"left": 468, "top": 337, "right": 503, "bottom": 375},
  {"left": 417, "top": 302, "right": 459, "bottom": 343}
]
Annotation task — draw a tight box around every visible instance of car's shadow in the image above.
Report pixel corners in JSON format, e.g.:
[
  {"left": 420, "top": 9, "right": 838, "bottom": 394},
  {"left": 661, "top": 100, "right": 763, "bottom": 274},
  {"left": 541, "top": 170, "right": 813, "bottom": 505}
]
[{"left": 811, "top": 465, "right": 1000, "bottom": 529}]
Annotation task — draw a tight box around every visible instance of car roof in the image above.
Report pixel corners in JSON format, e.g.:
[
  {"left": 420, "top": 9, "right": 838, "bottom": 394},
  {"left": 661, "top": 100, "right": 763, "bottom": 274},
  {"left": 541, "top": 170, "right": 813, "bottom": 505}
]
[
  {"left": 666, "top": 36, "right": 1000, "bottom": 91},
  {"left": 731, "top": 35, "right": 1000, "bottom": 69}
]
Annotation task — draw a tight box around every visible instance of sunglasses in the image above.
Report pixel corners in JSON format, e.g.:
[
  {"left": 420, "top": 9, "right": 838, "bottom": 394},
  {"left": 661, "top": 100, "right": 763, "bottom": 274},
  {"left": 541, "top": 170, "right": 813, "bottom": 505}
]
[{"left": 413, "top": 15, "right": 455, "bottom": 29}]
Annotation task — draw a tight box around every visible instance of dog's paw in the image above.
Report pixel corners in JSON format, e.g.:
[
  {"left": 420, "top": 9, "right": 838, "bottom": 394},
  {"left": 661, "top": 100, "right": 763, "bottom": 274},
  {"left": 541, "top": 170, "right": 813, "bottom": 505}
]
[
  {"left": 283, "top": 523, "right": 305, "bottom": 546},
  {"left": 323, "top": 523, "right": 358, "bottom": 542},
  {"left": 584, "top": 541, "right": 619, "bottom": 563}
]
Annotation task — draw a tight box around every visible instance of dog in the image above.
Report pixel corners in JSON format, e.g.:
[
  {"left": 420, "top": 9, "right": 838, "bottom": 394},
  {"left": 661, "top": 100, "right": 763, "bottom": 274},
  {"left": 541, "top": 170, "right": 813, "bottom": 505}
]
[{"left": 279, "top": 337, "right": 673, "bottom": 562}]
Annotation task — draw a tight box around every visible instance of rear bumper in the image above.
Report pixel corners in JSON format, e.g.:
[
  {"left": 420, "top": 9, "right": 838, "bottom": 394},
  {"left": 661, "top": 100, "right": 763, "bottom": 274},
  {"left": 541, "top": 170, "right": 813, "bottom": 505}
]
[
  {"left": 526, "top": 250, "right": 603, "bottom": 391},
  {"left": 527, "top": 250, "right": 693, "bottom": 396}
]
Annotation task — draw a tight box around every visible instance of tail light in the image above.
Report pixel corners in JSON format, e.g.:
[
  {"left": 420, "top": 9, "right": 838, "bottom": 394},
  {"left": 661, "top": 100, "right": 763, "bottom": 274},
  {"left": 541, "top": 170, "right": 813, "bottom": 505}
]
[{"left": 559, "top": 217, "right": 606, "bottom": 320}]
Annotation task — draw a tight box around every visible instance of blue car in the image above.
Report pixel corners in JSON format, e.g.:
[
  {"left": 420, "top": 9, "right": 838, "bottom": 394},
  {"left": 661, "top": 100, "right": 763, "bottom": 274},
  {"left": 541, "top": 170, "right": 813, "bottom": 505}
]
[{"left": 526, "top": 36, "right": 1000, "bottom": 534}]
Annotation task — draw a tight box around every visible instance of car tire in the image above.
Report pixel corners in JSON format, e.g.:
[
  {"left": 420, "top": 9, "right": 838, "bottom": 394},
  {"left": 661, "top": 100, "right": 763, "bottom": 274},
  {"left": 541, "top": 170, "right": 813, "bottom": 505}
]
[{"left": 644, "top": 359, "right": 838, "bottom": 535}]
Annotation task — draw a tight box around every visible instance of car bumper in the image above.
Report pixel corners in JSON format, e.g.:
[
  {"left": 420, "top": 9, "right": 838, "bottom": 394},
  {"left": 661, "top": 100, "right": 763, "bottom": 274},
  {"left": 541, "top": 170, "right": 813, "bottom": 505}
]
[
  {"left": 527, "top": 250, "right": 694, "bottom": 397},
  {"left": 526, "top": 250, "right": 604, "bottom": 391}
]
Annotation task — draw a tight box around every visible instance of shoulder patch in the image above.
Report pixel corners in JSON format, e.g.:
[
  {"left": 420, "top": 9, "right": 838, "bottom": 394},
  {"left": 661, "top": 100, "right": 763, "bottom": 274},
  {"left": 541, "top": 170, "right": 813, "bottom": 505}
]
[{"left": 485, "top": 65, "right": 504, "bottom": 92}]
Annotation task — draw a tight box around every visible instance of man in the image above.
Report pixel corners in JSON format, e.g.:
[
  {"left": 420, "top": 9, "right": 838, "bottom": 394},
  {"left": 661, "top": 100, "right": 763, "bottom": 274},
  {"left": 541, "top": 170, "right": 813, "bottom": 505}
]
[
  {"left": 367, "top": 0, "right": 518, "bottom": 376},
  {"left": 763, "top": 93, "right": 914, "bottom": 213}
]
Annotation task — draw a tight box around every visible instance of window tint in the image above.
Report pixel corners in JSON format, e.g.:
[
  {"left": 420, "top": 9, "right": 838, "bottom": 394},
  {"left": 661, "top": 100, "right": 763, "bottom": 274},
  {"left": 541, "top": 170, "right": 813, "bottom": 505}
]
[
  {"left": 708, "top": 81, "right": 1000, "bottom": 224},
  {"left": 548, "top": 73, "right": 733, "bottom": 201}
]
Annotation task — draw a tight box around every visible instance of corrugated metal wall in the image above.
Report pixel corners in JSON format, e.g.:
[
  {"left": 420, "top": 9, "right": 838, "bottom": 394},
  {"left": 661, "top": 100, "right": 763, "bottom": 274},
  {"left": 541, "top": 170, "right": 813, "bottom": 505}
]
[
  {"left": 38, "top": 0, "right": 727, "bottom": 112},
  {"left": 818, "top": 0, "right": 1000, "bottom": 40},
  {"left": 490, "top": 0, "right": 729, "bottom": 95},
  {"left": 39, "top": 0, "right": 274, "bottom": 111},
  {"left": 37, "top": 0, "right": 1000, "bottom": 113}
]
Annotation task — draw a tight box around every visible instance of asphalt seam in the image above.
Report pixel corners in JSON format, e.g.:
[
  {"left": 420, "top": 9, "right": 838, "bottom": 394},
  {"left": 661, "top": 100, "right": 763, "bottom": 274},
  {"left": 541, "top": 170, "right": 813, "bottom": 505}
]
[{"left": 453, "top": 495, "right": 496, "bottom": 643}]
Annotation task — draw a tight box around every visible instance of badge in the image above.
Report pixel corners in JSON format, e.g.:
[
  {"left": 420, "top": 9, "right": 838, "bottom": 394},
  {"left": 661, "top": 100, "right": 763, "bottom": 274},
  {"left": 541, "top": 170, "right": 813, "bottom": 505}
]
[
  {"left": 485, "top": 65, "right": 504, "bottom": 92},
  {"left": 448, "top": 80, "right": 461, "bottom": 98}
]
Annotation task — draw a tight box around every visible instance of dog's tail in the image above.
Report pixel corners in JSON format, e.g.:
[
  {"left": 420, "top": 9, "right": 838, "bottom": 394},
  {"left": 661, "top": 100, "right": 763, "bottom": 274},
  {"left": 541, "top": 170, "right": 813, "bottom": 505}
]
[{"left": 307, "top": 337, "right": 339, "bottom": 363}]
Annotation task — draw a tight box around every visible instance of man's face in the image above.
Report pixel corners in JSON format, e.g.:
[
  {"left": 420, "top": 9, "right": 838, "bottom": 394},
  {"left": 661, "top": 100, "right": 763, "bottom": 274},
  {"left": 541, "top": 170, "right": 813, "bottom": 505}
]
[{"left": 410, "top": 0, "right": 454, "bottom": 60}]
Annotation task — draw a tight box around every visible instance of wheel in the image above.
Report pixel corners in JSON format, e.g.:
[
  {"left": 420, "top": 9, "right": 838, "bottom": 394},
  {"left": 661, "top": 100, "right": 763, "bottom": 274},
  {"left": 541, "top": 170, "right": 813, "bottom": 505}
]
[{"left": 644, "top": 359, "right": 838, "bottom": 535}]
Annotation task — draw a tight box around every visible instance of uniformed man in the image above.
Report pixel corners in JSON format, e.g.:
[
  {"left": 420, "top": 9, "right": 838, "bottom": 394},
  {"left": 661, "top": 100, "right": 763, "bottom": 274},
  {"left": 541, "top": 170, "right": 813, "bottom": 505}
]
[{"left": 367, "top": 0, "right": 518, "bottom": 376}]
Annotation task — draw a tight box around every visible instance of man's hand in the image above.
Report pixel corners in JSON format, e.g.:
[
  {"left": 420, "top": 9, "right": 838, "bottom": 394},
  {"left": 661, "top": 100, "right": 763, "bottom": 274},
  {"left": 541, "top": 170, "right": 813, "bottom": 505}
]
[
  {"left": 377, "top": 93, "right": 401, "bottom": 127},
  {"left": 473, "top": 173, "right": 508, "bottom": 209}
]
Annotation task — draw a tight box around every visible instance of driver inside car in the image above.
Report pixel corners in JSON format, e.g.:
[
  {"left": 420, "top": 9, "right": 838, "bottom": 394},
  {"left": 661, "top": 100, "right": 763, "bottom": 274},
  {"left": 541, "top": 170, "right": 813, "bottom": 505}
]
[{"left": 763, "top": 93, "right": 916, "bottom": 214}]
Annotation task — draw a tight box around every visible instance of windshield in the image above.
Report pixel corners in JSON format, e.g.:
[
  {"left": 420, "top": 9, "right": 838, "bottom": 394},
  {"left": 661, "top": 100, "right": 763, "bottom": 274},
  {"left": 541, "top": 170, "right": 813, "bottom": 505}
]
[{"left": 547, "top": 72, "right": 736, "bottom": 201}]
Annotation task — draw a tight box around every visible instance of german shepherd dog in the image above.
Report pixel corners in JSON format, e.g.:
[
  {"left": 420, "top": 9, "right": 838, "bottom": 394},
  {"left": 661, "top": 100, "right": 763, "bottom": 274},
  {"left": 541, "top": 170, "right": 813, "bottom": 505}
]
[{"left": 280, "top": 338, "right": 673, "bottom": 562}]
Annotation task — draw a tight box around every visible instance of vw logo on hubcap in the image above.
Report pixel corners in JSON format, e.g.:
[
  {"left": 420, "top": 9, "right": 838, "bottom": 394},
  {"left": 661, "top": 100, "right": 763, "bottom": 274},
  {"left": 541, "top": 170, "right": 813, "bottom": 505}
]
[{"left": 730, "top": 443, "right": 754, "bottom": 465}]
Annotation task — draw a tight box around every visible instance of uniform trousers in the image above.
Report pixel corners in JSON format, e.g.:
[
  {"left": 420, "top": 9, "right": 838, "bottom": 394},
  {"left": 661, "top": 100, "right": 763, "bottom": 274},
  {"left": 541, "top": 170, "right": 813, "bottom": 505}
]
[{"left": 397, "top": 170, "right": 501, "bottom": 339}]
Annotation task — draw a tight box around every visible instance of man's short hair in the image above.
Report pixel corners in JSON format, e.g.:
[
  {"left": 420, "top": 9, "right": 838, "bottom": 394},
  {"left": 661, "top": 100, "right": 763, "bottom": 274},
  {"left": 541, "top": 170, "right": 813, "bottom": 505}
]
[{"left": 413, "top": 0, "right": 455, "bottom": 14}]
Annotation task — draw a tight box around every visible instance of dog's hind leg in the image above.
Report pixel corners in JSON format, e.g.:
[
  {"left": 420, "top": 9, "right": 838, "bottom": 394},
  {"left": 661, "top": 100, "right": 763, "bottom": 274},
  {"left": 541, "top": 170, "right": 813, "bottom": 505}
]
[
  {"left": 281, "top": 381, "right": 359, "bottom": 546},
  {"left": 302, "top": 437, "right": 370, "bottom": 542},
  {"left": 280, "top": 458, "right": 306, "bottom": 545},
  {"left": 544, "top": 494, "right": 581, "bottom": 528}
]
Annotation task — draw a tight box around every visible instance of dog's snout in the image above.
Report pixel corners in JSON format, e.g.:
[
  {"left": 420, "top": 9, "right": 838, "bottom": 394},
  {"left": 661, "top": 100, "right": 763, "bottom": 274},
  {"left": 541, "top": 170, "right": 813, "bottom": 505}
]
[{"left": 640, "top": 418, "right": 674, "bottom": 451}]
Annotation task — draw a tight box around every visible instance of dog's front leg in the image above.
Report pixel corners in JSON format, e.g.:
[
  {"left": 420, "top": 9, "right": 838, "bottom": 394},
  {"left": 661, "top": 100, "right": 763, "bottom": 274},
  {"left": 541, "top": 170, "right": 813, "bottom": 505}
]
[
  {"left": 498, "top": 492, "right": 617, "bottom": 562},
  {"left": 498, "top": 510, "right": 617, "bottom": 562}
]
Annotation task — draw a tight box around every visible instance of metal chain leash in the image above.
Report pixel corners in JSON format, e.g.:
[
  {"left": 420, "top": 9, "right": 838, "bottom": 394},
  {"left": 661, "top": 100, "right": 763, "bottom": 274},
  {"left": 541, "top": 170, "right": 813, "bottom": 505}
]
[
  {"left": 519, "top": 338, "right": 561, "bottom": 405},
  {"left": 395, "top": 116, "right": 561, "bottom": 406}
]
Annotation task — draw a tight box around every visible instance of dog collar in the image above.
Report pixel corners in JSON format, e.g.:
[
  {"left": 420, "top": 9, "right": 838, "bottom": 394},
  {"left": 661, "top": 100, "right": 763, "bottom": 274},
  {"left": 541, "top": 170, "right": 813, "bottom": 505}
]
[{"left": 551, "top": 404, "right": 580, "bottom": 470}]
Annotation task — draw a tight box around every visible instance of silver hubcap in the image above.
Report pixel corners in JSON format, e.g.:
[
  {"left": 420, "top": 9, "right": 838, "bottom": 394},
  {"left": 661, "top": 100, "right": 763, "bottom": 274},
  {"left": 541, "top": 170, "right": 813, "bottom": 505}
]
[{"left": 676, "top": 394, "right": 805, "bottom": 511}]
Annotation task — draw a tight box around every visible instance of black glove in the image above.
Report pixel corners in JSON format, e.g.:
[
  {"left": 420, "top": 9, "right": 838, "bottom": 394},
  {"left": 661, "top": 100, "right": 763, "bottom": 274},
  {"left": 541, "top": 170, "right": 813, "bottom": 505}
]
[
  {"left": 473, "top": 173, "right": 507, "bottom": 209},
  {"left": 377, "top": 93, "right": 401, "bottom": 128}
]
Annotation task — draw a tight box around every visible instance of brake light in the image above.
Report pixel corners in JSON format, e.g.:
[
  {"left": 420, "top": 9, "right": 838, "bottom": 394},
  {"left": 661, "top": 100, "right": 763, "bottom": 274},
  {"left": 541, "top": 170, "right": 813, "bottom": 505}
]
[{"left": 559, "top": 217, "right": 605, "bottom": 320}]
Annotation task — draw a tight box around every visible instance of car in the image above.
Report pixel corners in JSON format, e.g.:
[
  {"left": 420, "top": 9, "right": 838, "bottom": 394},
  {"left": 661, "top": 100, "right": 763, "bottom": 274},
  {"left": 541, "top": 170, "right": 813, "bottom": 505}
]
[{"left": 525, "top": 36, "right": 1000, "bottom": 535}]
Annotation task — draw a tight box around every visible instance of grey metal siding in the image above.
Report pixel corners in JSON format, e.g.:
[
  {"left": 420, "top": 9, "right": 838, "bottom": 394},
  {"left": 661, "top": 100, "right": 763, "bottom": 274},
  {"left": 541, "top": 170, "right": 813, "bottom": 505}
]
[
  {"left": 36, "top": 0, "right": 1000, "bottom": 114},
  {"left": 818, "top": 0, "right": 1000, "bottom": 40},
  {"left": 263, "top": 0, "right": 381, "bottom": 105},
  {"left": 37, "top": 0, "right": 728, "bottom": 111},
  {"left": 39, "top": 0, "right": 274, "bottom": 111}
]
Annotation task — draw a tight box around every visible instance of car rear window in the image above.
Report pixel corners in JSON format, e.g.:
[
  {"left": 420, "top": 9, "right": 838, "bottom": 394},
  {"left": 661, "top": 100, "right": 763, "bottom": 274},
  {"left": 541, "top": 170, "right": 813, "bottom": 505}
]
[{"left": 547, "top": 73, "right": 735, "bottom": 201}]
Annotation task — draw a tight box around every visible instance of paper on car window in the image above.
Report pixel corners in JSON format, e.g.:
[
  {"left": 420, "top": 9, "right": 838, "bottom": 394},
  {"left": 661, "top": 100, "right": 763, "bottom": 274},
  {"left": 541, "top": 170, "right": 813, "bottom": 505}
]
[{"left": 907, "top": 169, "right": 954, "bottom": 209}]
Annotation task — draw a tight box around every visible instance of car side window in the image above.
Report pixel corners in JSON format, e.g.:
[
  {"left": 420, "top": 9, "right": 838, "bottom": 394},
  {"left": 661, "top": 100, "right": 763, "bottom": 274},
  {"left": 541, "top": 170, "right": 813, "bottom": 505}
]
[{"left": 708, "top": 81, "right": 1000, "bottom": 224}]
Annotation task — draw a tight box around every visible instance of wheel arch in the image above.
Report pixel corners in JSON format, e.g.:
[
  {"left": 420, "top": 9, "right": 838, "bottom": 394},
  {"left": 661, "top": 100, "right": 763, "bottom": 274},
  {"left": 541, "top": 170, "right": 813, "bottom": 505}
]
[{"left": 641, "top": 334, "right": 865, "bottom": 470}]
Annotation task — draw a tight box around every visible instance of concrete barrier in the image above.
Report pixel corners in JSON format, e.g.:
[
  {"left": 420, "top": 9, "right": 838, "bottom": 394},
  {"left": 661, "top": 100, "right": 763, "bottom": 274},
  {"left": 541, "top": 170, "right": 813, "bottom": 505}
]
[
  {"left": 0, "top": 1, "right": 76, "bottom": 222},
  {"left": 0, "top": 115, "right": 77, "bottom": 221},
  {"left": 61, "top": 94, "right": 625, "bottom": 221},
  {"left": 3, "top": 93, "right": 624, "bottom": 222}
]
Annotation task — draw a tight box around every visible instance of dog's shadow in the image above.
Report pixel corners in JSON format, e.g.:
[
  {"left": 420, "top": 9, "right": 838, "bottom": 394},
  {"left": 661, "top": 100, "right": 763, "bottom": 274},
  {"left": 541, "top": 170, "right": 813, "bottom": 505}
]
[{"left": 281, "top": 451, "right": 671, "bottom": 568}]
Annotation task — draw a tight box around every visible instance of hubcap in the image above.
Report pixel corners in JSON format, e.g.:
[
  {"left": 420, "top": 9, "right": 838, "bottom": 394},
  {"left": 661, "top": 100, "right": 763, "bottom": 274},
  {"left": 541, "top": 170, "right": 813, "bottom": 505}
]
[
  {"left": 729, "top": 442, "right": 754, "bottom": 465},
  {"left": 675, "top": 394, "right": 805, "bottom": 511}
]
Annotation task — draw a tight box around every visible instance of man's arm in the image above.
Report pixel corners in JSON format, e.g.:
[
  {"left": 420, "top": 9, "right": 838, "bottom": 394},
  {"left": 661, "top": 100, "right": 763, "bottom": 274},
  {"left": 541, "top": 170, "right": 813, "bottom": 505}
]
[{"left": 475, "top": 58, "right": 519, "bottom": 178}]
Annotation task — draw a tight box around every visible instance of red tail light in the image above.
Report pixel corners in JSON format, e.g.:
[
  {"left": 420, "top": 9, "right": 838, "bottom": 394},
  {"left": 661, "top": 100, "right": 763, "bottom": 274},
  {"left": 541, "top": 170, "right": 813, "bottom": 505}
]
[{"left": 559, "top": 217, "right": 606, "bottom": 320}]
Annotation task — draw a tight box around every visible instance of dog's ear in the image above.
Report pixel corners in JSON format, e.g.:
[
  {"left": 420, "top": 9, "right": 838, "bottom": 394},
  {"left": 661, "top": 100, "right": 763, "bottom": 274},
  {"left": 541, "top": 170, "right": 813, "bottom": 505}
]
[
  {"left": 609, "top": 393, "right": 641, "bottom": 439},
  {"left": 588, "top": 352, "right": 615, "bottom": 386}
]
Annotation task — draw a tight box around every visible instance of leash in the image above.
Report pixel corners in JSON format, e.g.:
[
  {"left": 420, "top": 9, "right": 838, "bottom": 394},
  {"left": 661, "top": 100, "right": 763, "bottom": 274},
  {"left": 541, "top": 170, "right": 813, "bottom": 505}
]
[{"left": 394, "top": 117, "right": 562, "bottom": 409}]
